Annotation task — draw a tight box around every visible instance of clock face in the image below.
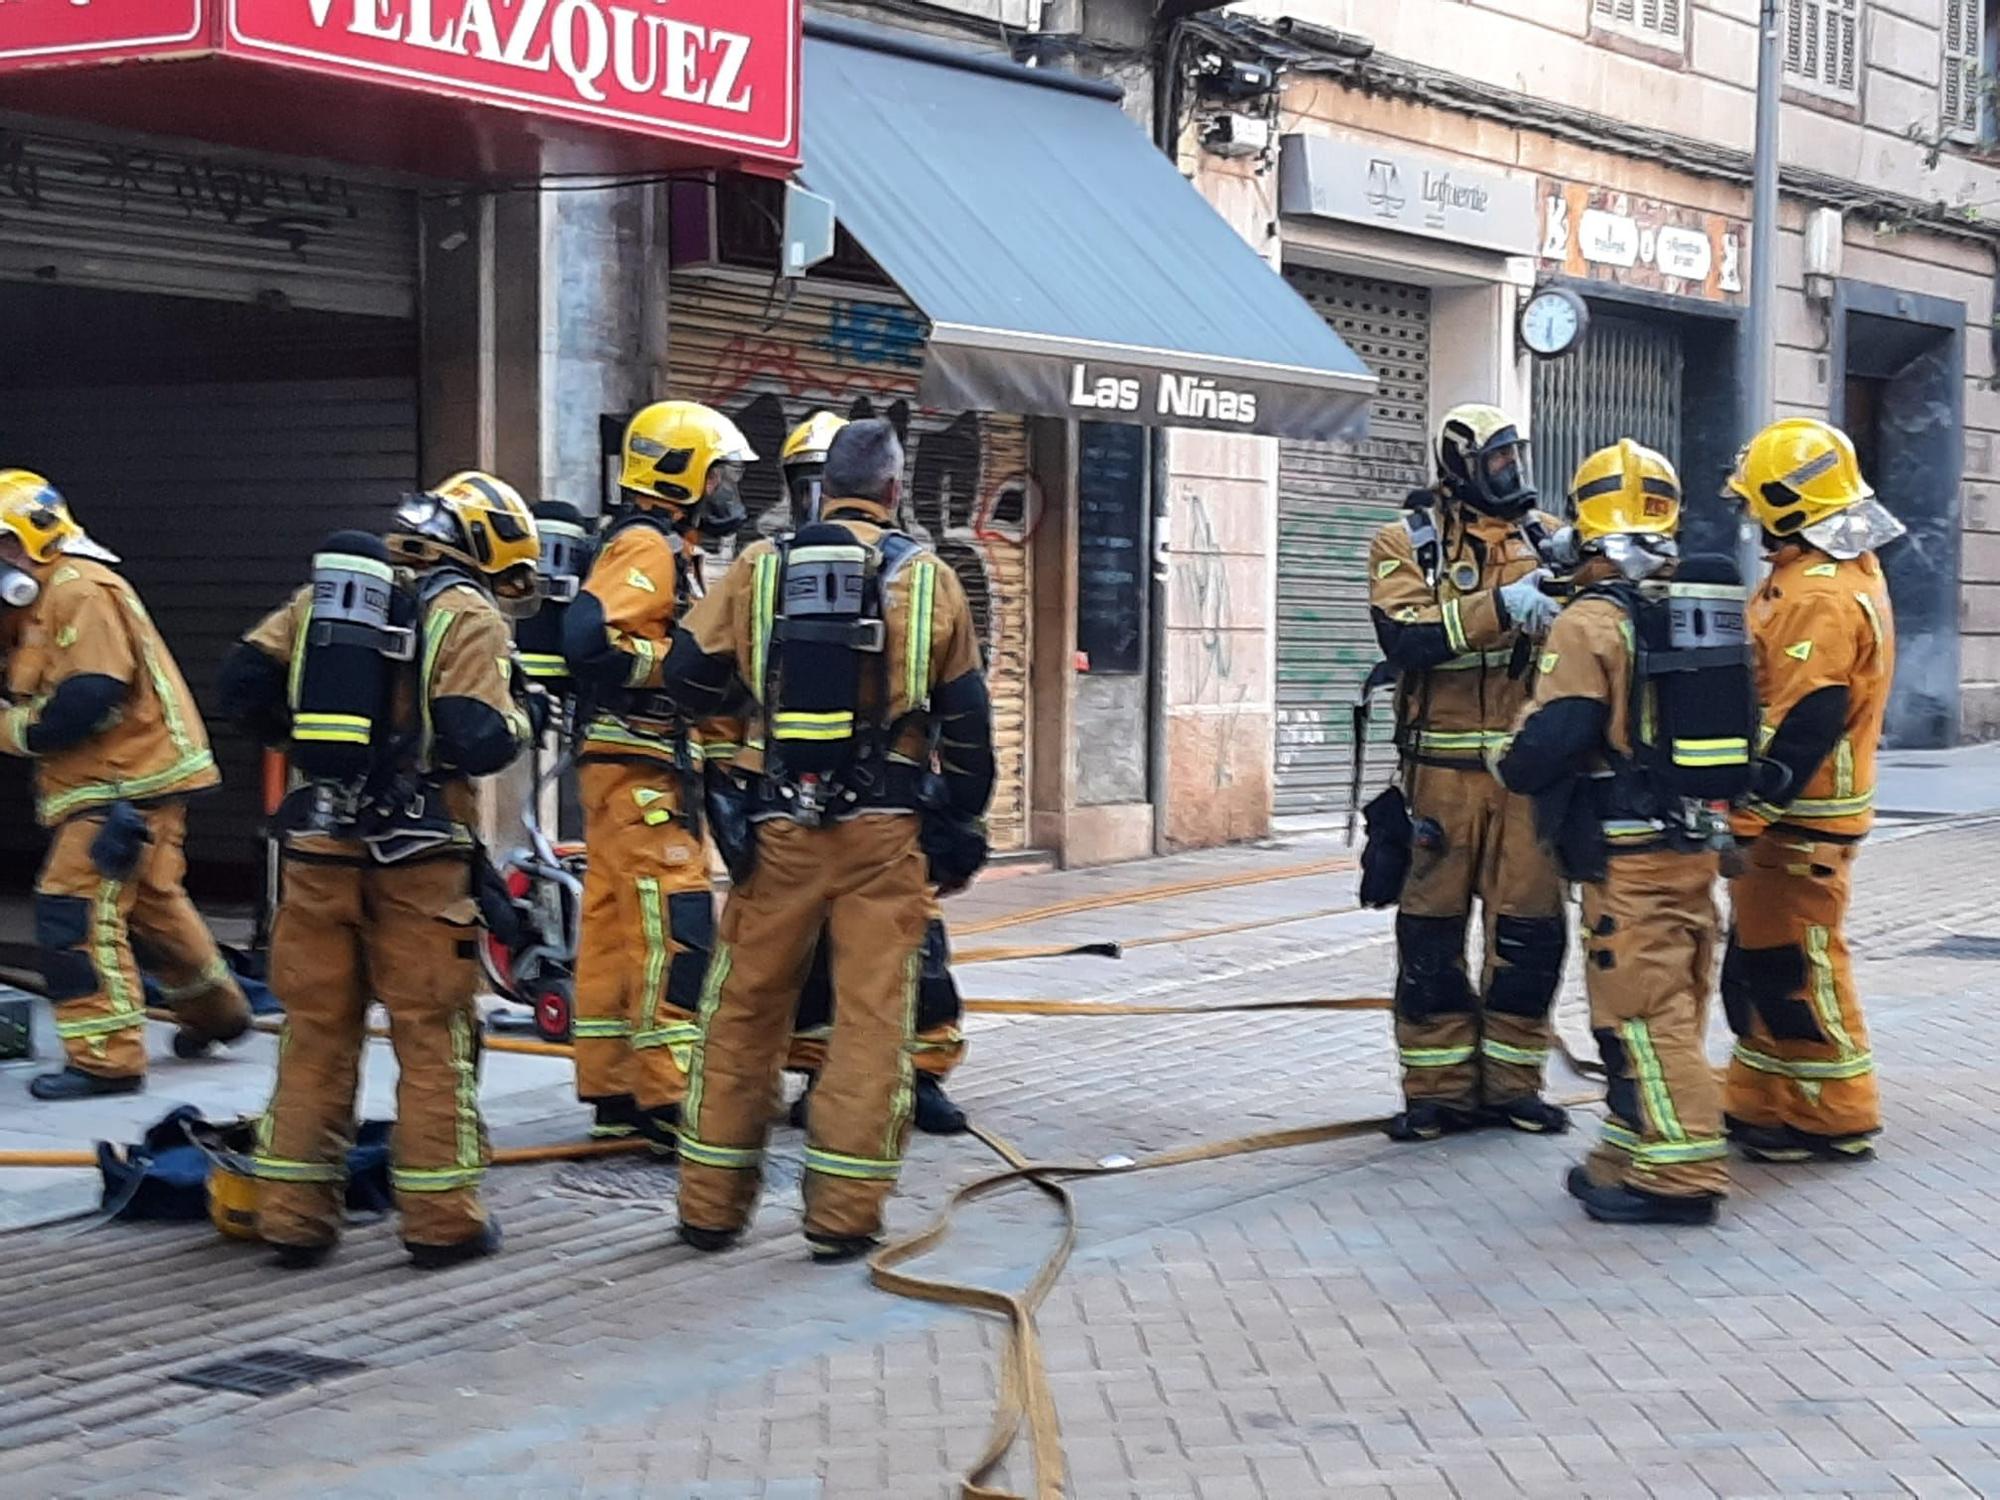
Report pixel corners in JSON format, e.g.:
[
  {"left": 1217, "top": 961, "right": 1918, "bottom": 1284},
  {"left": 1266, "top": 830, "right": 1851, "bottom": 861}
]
[{"left": 1521, "top": 290, "right": 1586, "bottom": 357}]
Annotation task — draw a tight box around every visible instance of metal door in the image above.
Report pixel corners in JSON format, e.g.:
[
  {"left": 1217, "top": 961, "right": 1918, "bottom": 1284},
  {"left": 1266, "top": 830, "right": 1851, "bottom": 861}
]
[
  {"left": 1531, "top": 311, "right": 1685, "bottom": 506},
  {"left": 1274, "top": 270, "right": 1432, "bottom": 818}
]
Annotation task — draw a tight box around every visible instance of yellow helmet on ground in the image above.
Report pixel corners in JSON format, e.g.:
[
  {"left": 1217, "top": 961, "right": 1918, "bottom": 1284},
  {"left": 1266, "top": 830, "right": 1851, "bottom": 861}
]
[
  {"left": 1437, "top": 403, "right": 1535, "bottom": 518},
  {"left": 1570, "top": 440, "right": 1682, "bottom": 544},
  {"left": 389, "top": 470, "right": 541, "bottom": 610},
  {"left": 620, "top": 400, "right": 757, "bottom": 537},
  {"left": 0, "top": 470, "right": 81, "bottom": 564},
  {"left": 1726, "top": 417, "right": 1903, "bottom": 559}
]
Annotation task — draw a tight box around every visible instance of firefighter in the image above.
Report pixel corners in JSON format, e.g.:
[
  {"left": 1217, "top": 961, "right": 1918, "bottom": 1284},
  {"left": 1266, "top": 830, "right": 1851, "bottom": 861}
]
[
  {"left": 778, "top": 413, "right": 969, "bottom": 1137},
  {"left": 1496, "top": 442, "right": 1754, "bottom": 1225},
  {"left": 659, "top": 417, "right": 995, "bottom": 1261},
  {"left": 0, "top": 471, "right": 250, "bottom": 1100},
  {"left": 218, "top": 472, "right": 538, "bottom": 1269},
  {"left": 1366, "top": 404, "right": 1570, "bottom": 1141},
  {"left": 561, "top": 401, "right": 755, "bottom": 1151},
  {"left": 1721, "top": 418, "right": 1900, "bottom": 1164}
]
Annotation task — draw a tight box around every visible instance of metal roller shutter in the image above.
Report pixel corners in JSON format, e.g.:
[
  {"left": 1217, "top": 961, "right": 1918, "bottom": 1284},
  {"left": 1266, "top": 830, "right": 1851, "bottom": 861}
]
[
  {"left": 1274, "top": 271, "right": 1432, "bottom": 818},
  {"left": 668, "top": 277, "right": 1035, "bottom": 852},
  {"left": 0, "top": 126, "right": 417, "bottom": 317},
  {"left": 1531, "top": 311, "right": 1685, "bottom": 505},
  {"left": 0, "top": 373, "right": 418, "bottom": 879}
]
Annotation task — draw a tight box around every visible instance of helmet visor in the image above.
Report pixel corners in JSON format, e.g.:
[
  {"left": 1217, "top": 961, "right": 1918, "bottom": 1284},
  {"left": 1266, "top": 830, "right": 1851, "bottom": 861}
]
[
  {"left": 1476, "top": 441, "right": 1536, "bottom": 515},
  {"left": 697, "top": 460, "right": 749, "bottom": 539},
  {"left": 1800, "top": 497, "right": 1906, "bottom": 561}
]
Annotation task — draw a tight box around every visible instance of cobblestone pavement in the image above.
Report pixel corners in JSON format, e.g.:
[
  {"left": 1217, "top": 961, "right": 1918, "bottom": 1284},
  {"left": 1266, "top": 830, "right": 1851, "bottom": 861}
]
[{"left": 3, "top": 817, "right": 1999, "bottom": 1498}]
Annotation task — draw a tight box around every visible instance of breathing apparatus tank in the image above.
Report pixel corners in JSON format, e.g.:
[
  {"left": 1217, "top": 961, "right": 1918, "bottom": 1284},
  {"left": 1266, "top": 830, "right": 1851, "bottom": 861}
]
[
  {"left": 764, "top": 521, "right": 886, "bottom": 791},
  {"left": 515, "top": 501, "right": 591, "bottom": 700},
  {"left": 1633, "top": 553, "right": 1756, "bottom": 806},
  {"left": 287, "top": 530, "right": 416, "bottom": 783}
]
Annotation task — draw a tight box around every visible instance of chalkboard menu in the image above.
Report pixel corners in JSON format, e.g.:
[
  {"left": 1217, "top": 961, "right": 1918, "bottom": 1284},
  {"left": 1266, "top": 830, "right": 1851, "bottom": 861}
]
[{"left": 1075, "top": 421, "right": 1147, "bottom": 674}]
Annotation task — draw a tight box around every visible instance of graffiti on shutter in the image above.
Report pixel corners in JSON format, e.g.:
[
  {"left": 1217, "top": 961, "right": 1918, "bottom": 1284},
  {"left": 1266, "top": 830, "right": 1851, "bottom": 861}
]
[{"left": 669, "top": 278, "right": 1038, "bottom": 851}]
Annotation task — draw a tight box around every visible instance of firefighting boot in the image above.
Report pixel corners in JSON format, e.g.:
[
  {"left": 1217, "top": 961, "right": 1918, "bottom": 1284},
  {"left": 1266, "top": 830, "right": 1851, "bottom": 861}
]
[
  {"left": 639, "top": 1105, "right": 679, "bottom": 1159},
  {"left": 172, "top": 1017, "right": 253, "bottom": 1060},
  {"left": 1729, "top": 1116, "right": 1876, "bottom": 1164},
  {"left": 679, "top": 1222, "right": 741, "bottom": 1254},
  {"left": 1565, "top": 1164, "right": 1593, "bottom": 1200},
  {"left": 588, "top": 1094, "right": 642, "bottom": 1141},
  {"left": 1384, "top": 1101, "right": 1481, "bottom": 1143},
  {"left": 29, "top": 1067, "right": 144, "bottom": 1101},
  {"left": 1577, "top": 1181, "right": 1719, "bottom": 1226},
  {"left": 272, "top": 1241, "right": 334, "bottom": 1271},
  {"left": 407, "top": 1219, "right": 503, "bottom": 1271},
  {"left": 1486, "top": 1097, "right": 1571, "bottom": 1135},
  {"left": 807, "top": 1232, "right": 880, "bottom": 1266},
  {"left": 912, "top": 1073, "right": 968, "bottom": 1135}
]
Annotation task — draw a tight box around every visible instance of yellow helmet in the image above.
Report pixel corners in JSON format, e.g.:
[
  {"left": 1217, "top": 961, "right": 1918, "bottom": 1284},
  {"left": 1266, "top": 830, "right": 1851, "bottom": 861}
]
[
  {"left": 1437, "top": 403, "right": 1535, "bottom": 518},
  {"left": 0, "top": 470, "right": 81, "bottom": 564},
  {"left": 1569, "top": 440, "right": 1682, "bottom": 544},
  {"left": 620, "top": 400, "right": 757, "bottom": 537},
  {"left": 782, "top": 411, "right": 848, "bottom": 470},
  {"left": 1726, "top": 418, "right": 1872, "bottom": 537},
  {"left": 389, "top": 470, "right": 541, "bottom": 609}
]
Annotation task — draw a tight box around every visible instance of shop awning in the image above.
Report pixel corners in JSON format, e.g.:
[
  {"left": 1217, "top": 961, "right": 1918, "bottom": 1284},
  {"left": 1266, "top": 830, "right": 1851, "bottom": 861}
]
[{"left": 797, "top": 20, "right": 1374, "bottom": 442}]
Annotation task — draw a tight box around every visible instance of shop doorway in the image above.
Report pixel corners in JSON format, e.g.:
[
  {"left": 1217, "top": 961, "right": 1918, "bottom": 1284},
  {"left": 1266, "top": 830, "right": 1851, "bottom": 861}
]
[
  {"left": 1832, "top": 283, "right": 1965, "bottom": 749},
  {"left": 0, "top": 282, "right": 419, "bottom": 895}
]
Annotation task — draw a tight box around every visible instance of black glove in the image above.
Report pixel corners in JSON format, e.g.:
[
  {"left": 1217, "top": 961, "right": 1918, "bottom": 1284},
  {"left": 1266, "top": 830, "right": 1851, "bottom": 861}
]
[
  {"left": 89, "top": 801, "right": 152, "bottom": 881},
  {"left": 1356, "top": 787, "right": 1412, "bottom": 910},
  {"left": 704, "top": 766, "right": 758, "bottom": 884},
  {"left": 921, "top": 813, "right": 989, "bottom": 897},
  {"left": 1749, "top": 757, "right": 1792, "bottom": 805},
  {"left": 523, "top": 686, "right": 554, "bottom": 742}
]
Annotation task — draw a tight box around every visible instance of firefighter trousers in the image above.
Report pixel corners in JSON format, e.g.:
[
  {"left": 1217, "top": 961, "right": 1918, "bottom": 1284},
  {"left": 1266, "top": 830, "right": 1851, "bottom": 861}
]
[
  {"left": 255, "top": 850, "right": 490, "bottom": 1251},
  {"left": 1395, "top": 763, "right": 1567, "bottom": 1110},
  {"left": 788, "top": 913, "right": 963, "bottom": 1080},
  {"left": 1723, "top": 834, "right": 1877, "bottom": 1143},
  {"left": 572, "top": 760, "right": 716, "bottom": 1114},
  {"left": 1578, "top": 849, "right": 1729, "bottom": 1199},
  {"left": 679, "top": 813, "right": 930, "bottom": 1247},
  {"left": 36, "top": 801, "right": 249, "bottom": 1080}
]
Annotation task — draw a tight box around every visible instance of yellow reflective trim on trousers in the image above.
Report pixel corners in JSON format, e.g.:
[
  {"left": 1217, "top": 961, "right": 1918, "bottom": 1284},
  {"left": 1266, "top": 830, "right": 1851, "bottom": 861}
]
[
  {"left": 804, "top": 1147, "right": 902, "bottom": 1182},
  {"left": 678, "top": 1136, "right": 762, "bottom": 1171},
  {"left": 392, "top": 1165, "right": 485, "bottom": 1193},
  {"left": 1441, "top": 598, "right": 1469, "bottom": 654},
  {"left": 1671, "top": 737, "right": 1749, "bottom": 767},
  {"left": 41, "top": 748, "right": 218, "bottom": 822},
  {"left": 1400, "top": 1044, "right": 1476, "bottom": 1067},
  {"left": 1731, "top": 1042, "right": 1876, "bottom": 1080},
  {"left": 1601, "top": 1120, "right": 1642, "bottom": 1153},
  {"left": 750, "top": 552, "right": 780, "bottom": 693},
  {"left": 450, "top": 1009, "right": 480, "bottom": 1175},
  {"left": 252, "top": 1155, "right": 346, "bottom": 1184},
  {"left": 886, "top": 946, "right": 921, "bottom": 1157},
  {"left": 94, "top": 879, "right": 136, "bottom": 1022},
  {"left": 636, "top": 877, "right": 667, "bottom": 1039},
  {"left": 1481, "top": 1038, "right": 1548, "bottom": 1067},
  {"left": 1805, "top": 924, "right": 1858, "bottom": 1058},
  {"left": 156, "top": 955, "right": 231, "bottom": 1003},
  {"left": 571, "top": 1018, "right": 634, "bottom": 1039},
  {"left": 633, "top": 1020, "right": 702, "bottom": 1050},
  {"left": 681, "top": 940, "right": 733, "bottom": 1137},
  {"left": 1619, "top": 1019, "right": 1686, "bottom": 1144},
  {"left": 907, "top": 559, "right": 936, "bottom": 706},
  {"left": 55, "top": 1010, "right": 145, "bottom": 1040},
  {"left": 1632, "top": 1136, "right": 1728, "bottom": 1166}
]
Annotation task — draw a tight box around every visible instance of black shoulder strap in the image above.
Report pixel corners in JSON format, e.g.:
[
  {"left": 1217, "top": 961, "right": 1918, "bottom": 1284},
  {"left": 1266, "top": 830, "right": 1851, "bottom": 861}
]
[{"left": 1403, "top": 505, "right": 1442, "bottom": 592}]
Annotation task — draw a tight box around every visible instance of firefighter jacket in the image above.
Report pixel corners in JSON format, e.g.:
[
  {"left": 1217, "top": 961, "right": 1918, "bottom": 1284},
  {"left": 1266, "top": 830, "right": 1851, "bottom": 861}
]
[
  {"left": 1368, "top": 494, "right": 1556, "bottom": 769},
  {"left": 224, "top": 573, "right": 530, "bottom": 839},
  {"left": 1735, "top": 547, "right": 1895, "bottom": 841},
  {"left": 662, "top": 513, "right": 994, "bottom": 821},
  {"left": 0, "top": 558, "right": 218, "bottom": 826},
  {"left": 563, "top": 518, "right": 738, "bottom": 768}
]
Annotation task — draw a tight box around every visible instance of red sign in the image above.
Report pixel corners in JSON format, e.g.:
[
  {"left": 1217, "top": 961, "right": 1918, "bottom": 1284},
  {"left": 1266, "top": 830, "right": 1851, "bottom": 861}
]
[
  {"left": 0, "top": 0, "right": 206, "bottom": 65},
  {"left": 222, "top": 0, "right": 797, "bottom": 157}
]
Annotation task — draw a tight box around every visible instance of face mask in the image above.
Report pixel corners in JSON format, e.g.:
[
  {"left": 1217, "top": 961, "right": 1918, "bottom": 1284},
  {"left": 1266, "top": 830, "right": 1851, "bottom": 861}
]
[
  {"left": 787, "top": 467, "right": 825, "bottom": 527},
  {"left": 0, "top": 561, "right": 38, "bottom": 609},
  {"left": 1599, "top": 533, "right": 1679, "bottom": 582},
  {"left": 695, "top": 461, "right": 749, "bottom": 540}
]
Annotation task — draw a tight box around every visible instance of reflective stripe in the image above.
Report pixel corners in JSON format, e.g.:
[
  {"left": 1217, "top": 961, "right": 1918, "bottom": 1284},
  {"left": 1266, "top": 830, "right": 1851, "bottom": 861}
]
[
  {"left": 1400, "top": 1044, "right": 1476, "bottom": 1067},
  {"left": 803, "top": 1147, "right": 902, "bottom": 1182},
  {"left": 1432, "top": 649, "right": 1514, "bottom": 672},
  {"left": 1620, "top": 1019, "right": 1685, "bottom": 1145},
  {"left": 156, "top": 955, "right": 231, "bottom": 1003},
  {"left": 1414, "top": 729, "right": 1510, "bottom": 757},
  {"left": 293, "top": 712, "right": 372, "bottom": 745},
  {"left": 1602, "top": 819, "right": 1662, "bottom": 845},
  {"left": 582, "top": 719, "right": 679, "bottom": 756},
  {"left": 54, "top": 1010, "right": 144, "bottom": 1040},
  {"left": 0, "top": 702, "right": 31, "bottom": 753},
  {"left": 1631, "top": 1136, "right": 1729, "bottom": 1166},
  {"left": 519, "top": 653, "right": 567, "bottom": 679},
  {"left": 124, "top": 589, "right": 201, "bottom": 763},
  {"left": 1855, "top": 590, "right": 1886, "bottom": 648},
  {"left": 633, "top": 1020, "right": 702, "bottom": 1051},
  {"left": 94, "top": 879, "right": 136, "bottom": 1024},
  {"left": 906, "top": 559, "right": 936, "bottom": 706},
  {"left": 772, "top": 710, "right": 855, "bottom": 742},
  {"left": 1601, "top": 1120, "right": 1642, "bottom": 1154},
  {"left": 750, "top": 552, "right": 780, "bottom": 695},
  {"left": 1481, "top": 1038, "right": 1548, "bottom": 1067},
  {"left": 571, "top": 1018, "right": 634, "bottom": 1039},
  {"left": 681, "top": 940, "right": 733, "bottom": 1136},
  {"left": 886, "top": 946, "right": 921, "bottom": 1155},
  {"left": 1749, "top": 789, "right": 1875, "bottom": 823},
  {"left": 625, "top": 636, "right": 657, "bottom": 689},
  {"left": 678, "top": 1136, "right": 763, "bottom": 1171},
  {"left": 1441, "top": 598, "right": 1469, "bottom": 654},
  {"left": 636, "top": 877, "right": 667, "bottom": 1041},
  {"left": 252, "top": 1156, "right": 346, "bottom": 1184},
  {"left": 40, "top": 747, "right": 218, "bottom": 822},
  {"left": 392, "top": 1165, "right": 485, "bottom": 1193},
  {"left": 417, "top": 607, "right": 455, "bottom": 770},
  {"left": 1805, "top": 924, "right": 1858, "bottom": 1058},
  {"left": 450, "top": 1009, "right": 481, "bottom": 1180},
  {"left": 1672, "top": 737, "right": 1749, "bottom": 767},
  {"left": 1731, "top": 1042, "right": 1876, "bottom": 1080},
  {"left": 1833, "top": 737, "right": 1855, "bottom": 799}
]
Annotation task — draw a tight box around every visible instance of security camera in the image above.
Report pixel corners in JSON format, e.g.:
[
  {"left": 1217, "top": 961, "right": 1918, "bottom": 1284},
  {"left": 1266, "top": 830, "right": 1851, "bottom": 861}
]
[{"left": 1194, "top": 55, "right": 1277, "bottom": 101}]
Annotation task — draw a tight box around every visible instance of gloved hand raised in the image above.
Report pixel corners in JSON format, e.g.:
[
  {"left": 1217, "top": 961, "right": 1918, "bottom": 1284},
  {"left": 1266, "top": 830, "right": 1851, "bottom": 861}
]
[{"left": 1497, "top": 569, "right": 1560, "bottom": 635}]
